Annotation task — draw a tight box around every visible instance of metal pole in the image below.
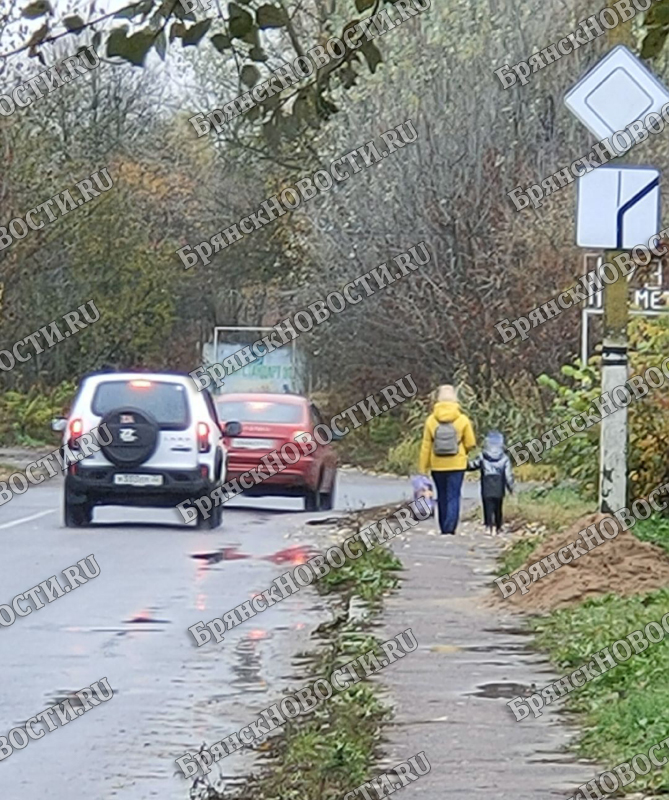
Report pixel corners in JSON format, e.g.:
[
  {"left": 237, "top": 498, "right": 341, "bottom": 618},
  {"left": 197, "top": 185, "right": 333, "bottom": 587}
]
[
  {"left": 580, "top": 307, "right": 589, "bottom": 368},
  {"left": 213, "top": 327, "right": 219, "bottom": 369}
]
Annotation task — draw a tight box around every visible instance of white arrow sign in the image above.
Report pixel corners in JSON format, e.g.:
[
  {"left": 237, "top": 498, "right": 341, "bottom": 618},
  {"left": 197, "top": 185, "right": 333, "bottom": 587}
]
[
  {"left": 576, "top": 165, "right": 660, "bottom": 249},
  {"left": 565, "top": 45, "right": 669, "bottom": 141}
]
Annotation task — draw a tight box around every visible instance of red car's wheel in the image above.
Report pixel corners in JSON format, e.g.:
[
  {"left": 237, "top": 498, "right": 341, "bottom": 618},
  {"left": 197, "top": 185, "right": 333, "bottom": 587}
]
[
  {"left": 304, "top": 485, "right": 320, "bottom": 512},
  {"left": 319, "top": 472, "right": 336, "bottom": 511}
]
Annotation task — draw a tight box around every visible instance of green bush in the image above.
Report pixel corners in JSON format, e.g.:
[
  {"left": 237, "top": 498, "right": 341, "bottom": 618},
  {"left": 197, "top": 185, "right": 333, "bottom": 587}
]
[
  {"left": 0, "top": 382, "right": 76, "bottom": 446},
  {"left": 535, "top": 315, "right": 669, "bottom": 500}
]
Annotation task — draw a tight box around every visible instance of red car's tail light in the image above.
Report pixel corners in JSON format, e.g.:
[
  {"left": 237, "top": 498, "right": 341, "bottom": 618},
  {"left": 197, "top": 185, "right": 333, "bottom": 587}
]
[{"left": 197, "top": 422, "right": 210, "bottom": 453}]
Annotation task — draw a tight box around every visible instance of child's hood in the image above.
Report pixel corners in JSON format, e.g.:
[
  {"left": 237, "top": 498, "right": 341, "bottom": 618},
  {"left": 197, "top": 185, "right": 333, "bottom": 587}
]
[
  {"left": 483, "top": 432, "right": 505, "bottom": 459},
  {"left": 483, "top": 447, "right": 505, "bottom": 461},
  {"left": 432, "top": 401, "right": 461, "bottom": 422}
]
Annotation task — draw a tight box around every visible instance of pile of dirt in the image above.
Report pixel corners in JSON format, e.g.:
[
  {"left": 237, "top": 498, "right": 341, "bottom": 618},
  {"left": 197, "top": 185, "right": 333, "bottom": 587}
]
[{"left": 503, "top": 512, "right": 669, "bottom": 613}]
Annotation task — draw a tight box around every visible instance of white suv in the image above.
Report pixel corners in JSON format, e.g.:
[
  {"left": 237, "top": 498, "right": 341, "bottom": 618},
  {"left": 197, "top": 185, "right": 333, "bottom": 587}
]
[{"left": 54, "top": 371, "right": 240, "bottom": 528}]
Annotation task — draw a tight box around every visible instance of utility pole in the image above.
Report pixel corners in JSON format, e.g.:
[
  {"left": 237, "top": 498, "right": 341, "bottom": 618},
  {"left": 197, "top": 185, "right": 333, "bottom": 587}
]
[
  {"left": 599, "top": 5, "right": 635, "bottom": 513},
  {"left": 599, "top": 254, "right": 628, "bottom": 513}
]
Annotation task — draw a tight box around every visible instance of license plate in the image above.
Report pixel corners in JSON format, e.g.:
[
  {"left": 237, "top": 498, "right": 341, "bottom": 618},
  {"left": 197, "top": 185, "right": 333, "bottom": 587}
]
[
  {"left": 232, "top": 437, "right": 275, "bottom": 449},
  {"left": 114, "top": 474, "right": 164, "bottom": 487}
]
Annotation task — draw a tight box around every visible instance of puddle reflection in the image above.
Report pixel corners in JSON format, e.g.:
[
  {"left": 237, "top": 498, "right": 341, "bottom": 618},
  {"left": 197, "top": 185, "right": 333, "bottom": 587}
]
[
  {"left": 262, "top": 545, "right": 318, "bottom": 566},
  {"left": 231, "top": 631, "right": 272, "bottom": 693}
]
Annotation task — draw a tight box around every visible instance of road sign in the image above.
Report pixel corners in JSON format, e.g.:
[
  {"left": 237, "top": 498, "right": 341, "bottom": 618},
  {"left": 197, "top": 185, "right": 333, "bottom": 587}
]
[
  {"left": 580, "top": 252, "right": 668, "bottom": 366},
  {"left": 564, "top": 45, "right": 669, "bottom": 141},
  {"left": 564, "top": 46, "right": 669, "bottom": 513},
  {"left": 585, "top": 253, "right": 668, "bottom": 312},
  {"left": 576, "top": 165, "right": 660, "bottom": 249}
]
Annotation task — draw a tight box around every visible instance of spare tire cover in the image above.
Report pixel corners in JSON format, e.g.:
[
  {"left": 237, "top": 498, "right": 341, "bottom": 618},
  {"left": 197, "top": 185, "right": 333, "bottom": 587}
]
[{"left": 100, "top": 407, "right": 159, "bottom": 468}]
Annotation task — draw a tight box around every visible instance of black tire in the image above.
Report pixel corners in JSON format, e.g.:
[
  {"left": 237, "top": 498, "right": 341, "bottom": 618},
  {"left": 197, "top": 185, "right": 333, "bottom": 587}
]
[
  {"left": 194, "top": 491, "right": 222, "bottom": 529},
  {"left": 319, "top": 473, "right": 336, "bottom": 511},
  {"left": 204, "top": 501, "right": 223, "bottom": 530},
  {"left": 304, "top": 485, "right": 321, "bottom": 512},
  {"left": 64, "top": 492, "right": 92, "bottom": 527}
]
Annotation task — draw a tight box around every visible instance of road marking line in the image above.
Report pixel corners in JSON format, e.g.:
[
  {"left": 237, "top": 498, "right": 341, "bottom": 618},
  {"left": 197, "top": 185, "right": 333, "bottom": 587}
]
[{"left": 0, "top": 509, "right": 55, "bottom": 530}]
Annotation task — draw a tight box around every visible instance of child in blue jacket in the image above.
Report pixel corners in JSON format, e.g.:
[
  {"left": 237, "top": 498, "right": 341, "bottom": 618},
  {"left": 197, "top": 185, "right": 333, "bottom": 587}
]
[{"left": 468, "top": 431, "right": 514, "bottom": 535}]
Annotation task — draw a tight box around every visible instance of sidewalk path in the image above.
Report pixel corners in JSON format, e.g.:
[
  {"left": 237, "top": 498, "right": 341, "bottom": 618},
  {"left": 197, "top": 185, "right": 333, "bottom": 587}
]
[{"left": 378, "top": 493, "right": 597, "bottom": 800}]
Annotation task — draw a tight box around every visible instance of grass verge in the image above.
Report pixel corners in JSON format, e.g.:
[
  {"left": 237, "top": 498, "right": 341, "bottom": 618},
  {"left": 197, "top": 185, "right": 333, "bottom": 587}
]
[
  {"left": 0, "top": 462, "right": 17, "bottom": 481},
  {"left": 505, "top": 484, "right": 593, "bottom": 531},
  {"left": 632, "top": 513, "right": 669, "bottom": 555},
  {"left": 190, "top": 515, "right": 403, "bottom": 800},
  {"left": 532, "top": 586, "right": 669, "bottom": 794},
  {"left": 496, "top": 485, "right": 592, "bottom": 576},
  {"left": 501, "top": 495, "right": 669, "bottom": 796},
  {"left": 315, "top": 540, "right": 403, "bottom": 604}
]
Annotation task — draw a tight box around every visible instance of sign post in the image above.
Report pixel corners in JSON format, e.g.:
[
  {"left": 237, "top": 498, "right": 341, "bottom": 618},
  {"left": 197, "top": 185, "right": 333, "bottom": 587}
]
[
  {"left": 600, "top": 257, "right": 629, "bottom": 512},
  {"left": 565, "top": 44, "right": 669, "bottom": 512}
]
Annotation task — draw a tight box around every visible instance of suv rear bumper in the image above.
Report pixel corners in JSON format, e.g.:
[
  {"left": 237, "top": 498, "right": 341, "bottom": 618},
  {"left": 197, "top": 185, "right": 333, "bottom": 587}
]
[{"left": 67, "top": 465, "right": 211, "bottom": 507}]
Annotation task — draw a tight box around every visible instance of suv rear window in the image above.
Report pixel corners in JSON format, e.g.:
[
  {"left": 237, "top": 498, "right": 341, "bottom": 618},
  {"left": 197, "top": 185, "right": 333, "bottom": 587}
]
[
  {"left": 92, "top": 380, "right": 189, "bottom": 429},
  {"left": 217, "top": 399, "right": 304, "bottom": 424}
]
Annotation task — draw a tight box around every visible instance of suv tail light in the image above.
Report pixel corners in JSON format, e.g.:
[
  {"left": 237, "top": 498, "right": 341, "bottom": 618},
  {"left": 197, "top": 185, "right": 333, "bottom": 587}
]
[
  {"left": 69, "top": 418, "right": 83, "bottom": 449},
  {"left": 197, "top": 422, "right": 210, "bottom": 453}
]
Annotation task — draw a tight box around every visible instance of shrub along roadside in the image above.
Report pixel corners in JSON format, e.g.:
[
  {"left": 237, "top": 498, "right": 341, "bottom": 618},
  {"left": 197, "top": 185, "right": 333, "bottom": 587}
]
[
  {"left": 189, "top": 513, "right": 405, "bottom": 800},
  {"left": 0, "top": 382, "right": 74, "bottom": 447}
]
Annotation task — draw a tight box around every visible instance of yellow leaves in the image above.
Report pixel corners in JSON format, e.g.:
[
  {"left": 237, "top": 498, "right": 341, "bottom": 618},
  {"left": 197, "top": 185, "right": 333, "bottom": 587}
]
[{"left": 113, "top": 160, "right": 186, "bottom": 201}]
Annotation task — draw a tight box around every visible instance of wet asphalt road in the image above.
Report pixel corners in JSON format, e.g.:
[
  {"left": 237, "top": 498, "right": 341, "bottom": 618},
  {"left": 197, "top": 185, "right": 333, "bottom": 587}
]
[{"left": 0, "top": 470, "right": 413, "bottom": 800}]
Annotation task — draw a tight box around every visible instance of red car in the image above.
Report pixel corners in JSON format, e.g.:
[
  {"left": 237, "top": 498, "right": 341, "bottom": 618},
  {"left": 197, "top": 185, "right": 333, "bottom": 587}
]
[{"left": 215, "top": 393, "right": 338, "bottom": 511}]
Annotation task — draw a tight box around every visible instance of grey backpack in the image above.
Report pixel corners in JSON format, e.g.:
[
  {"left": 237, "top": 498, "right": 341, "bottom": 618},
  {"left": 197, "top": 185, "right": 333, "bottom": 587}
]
[{"left": 433, "top": 421, "right": 460, "bottom": 456}]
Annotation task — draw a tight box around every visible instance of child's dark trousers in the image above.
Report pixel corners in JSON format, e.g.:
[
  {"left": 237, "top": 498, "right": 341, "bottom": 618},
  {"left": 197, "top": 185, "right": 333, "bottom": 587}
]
[{"left": 482, "top": 496, "right": 503, "bottom": 530}]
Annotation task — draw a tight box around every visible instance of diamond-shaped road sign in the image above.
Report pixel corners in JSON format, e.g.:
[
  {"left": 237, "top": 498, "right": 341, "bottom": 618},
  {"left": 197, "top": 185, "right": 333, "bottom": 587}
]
[
  {"left": 565, "top": 45, "right": 669, "bottom": 141},
  {"left": 576, "top": 165, "right": 660, "bottom": 249}
]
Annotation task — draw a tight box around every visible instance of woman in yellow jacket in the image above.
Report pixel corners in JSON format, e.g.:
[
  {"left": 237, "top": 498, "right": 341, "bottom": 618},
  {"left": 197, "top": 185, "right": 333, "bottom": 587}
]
[{"left": 418, "top": 385, "right": 476, "bottom": 535}]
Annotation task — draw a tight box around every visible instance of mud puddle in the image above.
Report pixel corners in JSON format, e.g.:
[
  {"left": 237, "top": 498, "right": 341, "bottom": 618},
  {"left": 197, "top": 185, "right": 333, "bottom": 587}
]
[
  {"left": 463, "top": 642, "right": 531, "bottom": 654},
  {"left": 191, "top": 546, "right": 251, "bottom": 565},
  {"left": 466, "top": 682, "right": 532, "bottom": 699}
]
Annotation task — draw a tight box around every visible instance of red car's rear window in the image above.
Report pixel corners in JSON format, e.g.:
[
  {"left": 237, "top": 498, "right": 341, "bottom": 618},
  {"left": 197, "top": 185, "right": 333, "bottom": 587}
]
[{"left": 216, "top": 399, "right": 303, "bottom": 424}]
